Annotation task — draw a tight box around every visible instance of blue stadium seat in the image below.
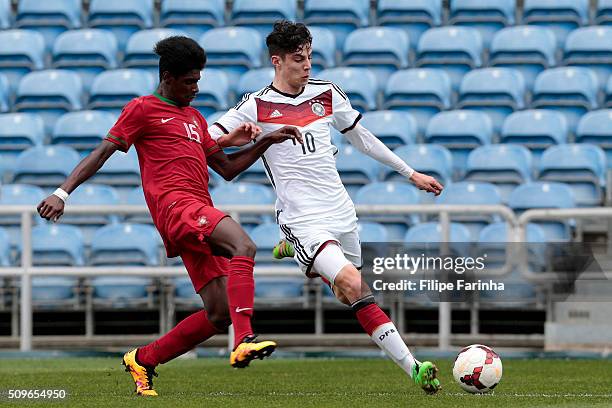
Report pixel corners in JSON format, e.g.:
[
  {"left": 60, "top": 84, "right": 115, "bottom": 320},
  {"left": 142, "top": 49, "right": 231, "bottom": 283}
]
[
  {"left": 249, "top": 223, "right": 290, "bottom": 265},
  {"left": 377, "top": 0, "right": 442, "bottom": 49},
  {"left": 0, "top": 0, "right": 10, "bottom": 29},
  {"left": 465, "top": 144, "right": 533, "bottom": 202},
  {"left": 237, "top": 68, "right": 274, "bottom": 97},
  {"left": 360, "top": 111, "right": 416, "bottom": 149},
  {"left": 0, "top": 227, "right": 10, "bottom": 266},
  {"left": 596, "top": 0, "right": 612, "bottom": 24},
  {"left": 90, "top": 275, "right": 154, "bottom": 307},
  {"left": 193, "top": 68, "right": 231, "bottom": 117},
  {"left": 383, "top": 69, "right": 452, "bottom": 135},
  {"left": 449, "top": 0, "right": 516, "bottom": 48},
  {"left": 64, "top": 184, "right": 121, "bottom": 235},
  {"left": 254, "top": 276, "right": 305, "bottom": 304},
  {"left": 15, "top": 70, "right": 83, "bottom": 133},
  {"left": 523, "top": 0, "right": 589, "bottom": 47},
  {"left": 123, "top": 28, "right": 187, "bottom": 77},
  {"left": 501, "top": 109, "right": 568, "bottom": 164},
  {"left": 0, "top": 184, "right": 45, "bottom": 247},
  {"left": 563, "top": 26, "right": 612, "bottom": 87},
  {"left": 90, "top": 223, "right": 160, "bottom": 266},
  {"left": 160, "top": 0, "right": 224, "bottom": 40},
  {"left": 309, "top": 27, "right": 336, "bottom": 75},
  {"left": 354, "top": 182, "right": 420, "bottom": 240},
  {"left": 199, "top": 27, "right": 263, "bottom": 83},
  {"left": 172, "top": 276, "right": 201, "bottom": 305},
  {"left": 30, "top": 276, "right": 80, "bottom": 309},
  {"left": 124, "top": 186, "right": 153, "bottom": 225},
  {"left": 357, "top": 221, "right": 390, "bottom": 243},
  {"left": 304, "top": 0, "right": 369, "bottom": 49},
  {"left": 335, "top": 145, "right": 380, "bottom": 197},
  {"left": 231, "top": 0, "right": 297, "bottom": 38},
  {"left": 436, "top": 181, "right": 502, "bottom": 238},
  {"left": 16, "top": 0, "right": 82, "bottom": 50},
  {"left": 88, "top": 0, "right": 154, "bottom": 51},
  {"left": 88, "top": 69, "right": 155, "bottom": 115},
  {"left": 0, "top": 113, "right": 45, "bottom": 178},
  {"left": 52, "top": 111, "right": 117, "bottom": 155},
  {"left": 31, "top": 224, "right": 85, "bottom": 266},
  {"left": 416, "top": 27, "right": 484, "bottom": 90},
  {"left": 425, "top": 110, "right": 493, "bottom": 176},
  {"left": 404, "top": 222, "right": 473, "bottom": 254},
  {"left": 531, "top": 67, "right": 599, "bottom": 131},
  {"left": 210, "top": 182, "right": 275, "bottom": 228},
  {"left": 576, "top": 110, "right": 612, "bottom": 167},
  {"left": 538, "top": 144, "right": 606, "bottom": 206},
  {"left": 0, "top": 30, "right": 45, "bottom": 93},
  {"left": 457, "top": 68, "right": 526, "bottom": 131},
  {"left": 508, "top": 182, "right": 575, "bottom": 241},
  {"left": 13, "top": 145, "right": 80, "bottom": 186},
  {"left": 0, "top": 73, "right": 7, "bottom": 113},
  {"left": 342, "top": 27, "right": 410, "bottom": 90},
  {"left": 390, "top": 144, "right": 453, "bottom": 187},
  {"left": 489, "top": 26, "right": 557, "bottom": 89},
  {"left": 318, "top": 67, "right": 378, "bottom": 113},
  {"left": 607, "top": 76, "right": 612, "bottom": 108},
  {"left": 94, "top": 148, "right": 141, "bottom": 189},
  {"left": 52, "top": 29, "right": 118, "bottom": 91}
]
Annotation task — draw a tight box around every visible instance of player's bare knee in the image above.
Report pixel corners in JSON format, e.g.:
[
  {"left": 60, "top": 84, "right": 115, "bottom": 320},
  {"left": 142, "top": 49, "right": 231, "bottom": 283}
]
[
  {"left": 207, "top": 308, "right": 231, "bottom": 330},
  {"left": 232, "top": 237, "right": 256, "bottom": 258},
  {"left": 334, "top": 265, "right": 367, "bottom": 303}
]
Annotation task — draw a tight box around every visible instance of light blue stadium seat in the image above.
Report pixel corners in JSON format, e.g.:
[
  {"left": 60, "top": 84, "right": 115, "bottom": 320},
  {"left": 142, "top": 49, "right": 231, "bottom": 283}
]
[
  {"left": 123, "top": 28, "right": 187, "bottom": 77},
  {"left": 377, "top": 0, "right": 442, "bottom": 49},
  {"left": 563, "top": 26, "right": 612, "bottom": 87},
  {"left": 465, "top": 144, "right": 533, "bottom": 203},
  {"left": 90, "top": 275, "right": 153, "bottom": 307},
  {"left": 63, "top": 184, "right": 121, "bottom": 240},
  {"left": 607, "top": 76, "right": 612, "bottom": 108},
  {"left": 31, "top": 224, "right": 85, "bottom": 266},
  {"left": 0, "top": 0, "right": 10, "bottom": 29},
  {"left": 390, "top": 144, "right": 453, "bottom": 187},
  {"left": 160, "top": 0, "right": 224, "bottom": 40},
  {"left": 0, "top": 73, "right": 7, "bottom": 113},
  {"left": 90, "top": 223, "right": 160, "bottom": 266},
  {"left": 343, "top": 27, "right": 410, "bottom": 91},
  {"left": 237, "top": 68, "right": 274, "bottom": 98},
  {"left": 172, "top": 276, "right": 200, "bottom": 305},
  {"left": 436, "top": 181, "right": 502, "bottom": 238},
  {"left": 449, "top": 0, "right": 516, "bottom": 48},
  {"left": 13, "top": 145, "right": 80, "bottom": 186},
  {"left": 383, "top": 69, "right": 452, "bottom": 135},
  {"left": 360, "top": 111, "right": 416, "bottom": 149},
  {"left": 596, "top": 0, "right": 612, "bottom": 24},
  {"left": 15, "top": 70, "right": 83, "bottom": 133},
  {"left": 457, "top": 68, "right": 526, "bottom": 132},
  {"left": 576, "top": 110, "right": 612, "bottom": 168},
  {"left": 404, "top": 222, "right": 474, "bottom": 254},
  {"left": 357, "top": 221, "right": 390, "bottom": 261},
  {"left": 249, "top": 223, "right": 290, "bottom": 265},
  {"left": 335, "top": 145, "right": 380, "bottom": 197},
  {"left": 538, "top": 144, "right": 606, "bottom": 206},
  {"left": 16, "top": 0, "right": 82, "bottom": 50},
  {"left": 254, "top": 276, "right": 305, "bottom": 303},
  {"left": 357, "top": 221, "right": 390, "bottom": 243},
  {"left": 304, "top": 0, "right": 369, "bottom": 49},
  {"left": 210, "top": 182, "right": 275, "bottom": 228},
  {"left": 0, "top": 227, "right": 11, "bottom": 266},
  {"left": 309, "top": 27, "right": 336, "bottom": 75},
  {"left": 193, "top": 68, "right": 231, "bottom": 117},
  {"left": 425, "top": 110, "right": 493, "bottom": 176},
  {"left": 489, "top": 26, "right": 557, "bottom": 89},
  {"left": 199, "top": 27, "right": 263, "bottom": 84},
  {"left": 531, "top": 67, "right": 599, "bottom": 131},
  {"left": 354, "top": 182, "right": 420, "bottom": 240},
  {"left": 501, "top": 109, "right": 568, "bottom": 165},
  {"left": 318, "top": 67, "right": 377, "bottom": 113},
  {"left": 88, "top": 0, "right": 154, "bottom": 51},
  {"left": 0, "top": 184, "right": 45, "bottom": 247},
  {"left": 52, "top": 29, "right": 118, "bottom": 91},
  {"left": 508, "top": 182, "right": 575, "bottom": 241},
  {"left": 416, "top": 27, "right": 484, "bottom": 90},
  {"left": 88, "top": 69, "right": 155, "bottom": 115},
  {"left": 124, "top": 186, "right": 153, "bottom": 225},
  {"left": 0, "top": 113, "right": 45, "bottom": 179},
  {"left": 93, "top": 148, "right": 141, "bottom": 190},
  {"left": 52, "top": 110, "right": 116, "bottom": 155},
  {"left": 523, "top": 0, "right": 589, "bottom": 47},
  {"left": 231, "top": 0, "right": 297, "bottom": 38},
  {"left": 29, "top": 275, "right": 80, "bottom": 309},
  {"left": 0, "top": 30, "right": 45, "bottom": 93}
]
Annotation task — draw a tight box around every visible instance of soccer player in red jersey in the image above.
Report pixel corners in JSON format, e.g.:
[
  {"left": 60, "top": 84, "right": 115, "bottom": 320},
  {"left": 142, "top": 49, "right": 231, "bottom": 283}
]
[{"left": 36, "top": 36, "right": 302, "bottom": 396}]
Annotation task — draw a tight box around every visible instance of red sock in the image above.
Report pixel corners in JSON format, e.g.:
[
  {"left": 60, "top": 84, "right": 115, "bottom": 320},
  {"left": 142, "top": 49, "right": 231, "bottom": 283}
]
[
  {"left": 137, "top": 310, "right": 221, "bottom": 366},
  {"left": 355, "top": 303, "right": 392, "bottom": 336},
  {"left": 227, "top": 256, "right": 255, "bottom": 349}
]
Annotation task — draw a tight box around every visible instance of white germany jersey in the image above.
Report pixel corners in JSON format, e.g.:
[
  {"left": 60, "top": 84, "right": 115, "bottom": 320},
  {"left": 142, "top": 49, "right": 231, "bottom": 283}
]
[{"left": 212, "top": 79, "right": 362, "bottom": 227}]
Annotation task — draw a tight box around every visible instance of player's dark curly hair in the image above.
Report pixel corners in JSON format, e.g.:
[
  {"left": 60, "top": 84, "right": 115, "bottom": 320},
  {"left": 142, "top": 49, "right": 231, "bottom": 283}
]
[
  {"left": 154, "top": 36, "right": 206, "bottom": 81},
  {"left": 266, "top": 20, "right": 312, "bottom": 57}
]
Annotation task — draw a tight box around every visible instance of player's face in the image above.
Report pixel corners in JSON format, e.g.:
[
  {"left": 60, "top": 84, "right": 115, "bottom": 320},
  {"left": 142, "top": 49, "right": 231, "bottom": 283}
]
[
  {"left": 165, "top": 69, "right": 200, "bottom": 107},
  {"left": 279, "top": 44, "right": 312, "bottom": 90}
]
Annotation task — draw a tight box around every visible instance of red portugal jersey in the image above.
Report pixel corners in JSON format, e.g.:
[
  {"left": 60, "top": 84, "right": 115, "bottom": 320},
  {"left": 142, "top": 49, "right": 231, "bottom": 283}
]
[{"left": 105, "top": 92, "right": 221, "bottom": 238}]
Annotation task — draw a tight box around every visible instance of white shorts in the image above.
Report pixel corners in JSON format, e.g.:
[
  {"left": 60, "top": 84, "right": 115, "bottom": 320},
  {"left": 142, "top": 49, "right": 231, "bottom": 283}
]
[{"left": 279, "top": 222, "right": 362, "bottom": 278}]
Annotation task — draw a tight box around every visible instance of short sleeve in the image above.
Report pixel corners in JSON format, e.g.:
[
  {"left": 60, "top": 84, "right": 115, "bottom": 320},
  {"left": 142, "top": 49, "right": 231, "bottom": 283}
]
[
  {"left": 105, "top": 98, "right": 146, "bottom": 152},
  {"left": 331, "top": 84, "right": 362, "bottom": 134},
  {"left": 210, "top": 93, "right": 257, "bottom": 140},
  {"left": 193, "top": 110, "right": 222, "bottom": 157}
]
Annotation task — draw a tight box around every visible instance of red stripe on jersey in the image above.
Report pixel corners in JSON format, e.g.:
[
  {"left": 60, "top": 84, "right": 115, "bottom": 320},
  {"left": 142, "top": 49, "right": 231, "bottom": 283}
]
[{"left": 256, "top": 89, "right": 332, "bottom": 127}]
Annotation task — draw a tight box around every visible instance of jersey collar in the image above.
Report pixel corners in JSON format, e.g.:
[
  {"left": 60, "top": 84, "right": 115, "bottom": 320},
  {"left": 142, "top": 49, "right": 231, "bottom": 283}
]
[
  {"left": 153, "top": 91, "right": 179, "bottom": 106},
  {"left": 269, "top": 83, "right": 305, "bottom": 99}
]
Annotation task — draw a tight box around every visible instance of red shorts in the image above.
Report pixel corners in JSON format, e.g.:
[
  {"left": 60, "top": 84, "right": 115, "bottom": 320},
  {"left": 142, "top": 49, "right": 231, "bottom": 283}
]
[{"left": 163, "top": 200, "right": 230, "bottom": 293}]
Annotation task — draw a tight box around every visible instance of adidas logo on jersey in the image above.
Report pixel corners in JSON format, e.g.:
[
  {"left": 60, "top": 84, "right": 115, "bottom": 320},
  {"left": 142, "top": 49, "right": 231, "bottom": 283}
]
[{"left": 269, "top": 109, "right": 283, "bottom": 118}]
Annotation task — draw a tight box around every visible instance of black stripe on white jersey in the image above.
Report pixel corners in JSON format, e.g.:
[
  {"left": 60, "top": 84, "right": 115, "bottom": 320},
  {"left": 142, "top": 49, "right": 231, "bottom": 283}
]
[
  {"left": 279, "top": 224, "right": 311, "bottom": 266},
  {"left": 261, "top": 156, "right": 276, "bottom": 189},
  {"left": 233, "top": 92, "right": 251, "bottom": 110}
]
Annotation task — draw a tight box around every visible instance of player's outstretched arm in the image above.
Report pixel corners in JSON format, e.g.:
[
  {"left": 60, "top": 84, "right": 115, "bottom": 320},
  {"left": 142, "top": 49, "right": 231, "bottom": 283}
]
[
  {"left": 216, "top": 122, "right": 262, "bottom": 148},
  {"left": 37, "top": 140, "right": 120, "bottom": 222},
  {"left": 208, "top": 126, "right": 302, "bottom": 181}
]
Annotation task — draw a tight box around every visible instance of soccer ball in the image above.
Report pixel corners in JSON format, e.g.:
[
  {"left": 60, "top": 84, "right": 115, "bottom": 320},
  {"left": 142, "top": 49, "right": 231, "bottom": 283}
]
[{"left": 452, "top": 344, "right": 502, "bottom": 394}]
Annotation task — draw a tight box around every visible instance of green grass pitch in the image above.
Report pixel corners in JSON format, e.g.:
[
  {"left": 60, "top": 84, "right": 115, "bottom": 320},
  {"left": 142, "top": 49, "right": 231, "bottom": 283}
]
[{"left": 0, "top": 358, "right": 611, "bottom": 407}]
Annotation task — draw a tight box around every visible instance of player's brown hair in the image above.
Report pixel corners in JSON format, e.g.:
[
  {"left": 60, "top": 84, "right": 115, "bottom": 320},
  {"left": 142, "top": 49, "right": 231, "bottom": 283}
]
[
  {"left": 266, "top": 20, "right": 312, "bottom": 57},
  {"left": 154, "top": 36, "right": 206, "bottom": 81}
]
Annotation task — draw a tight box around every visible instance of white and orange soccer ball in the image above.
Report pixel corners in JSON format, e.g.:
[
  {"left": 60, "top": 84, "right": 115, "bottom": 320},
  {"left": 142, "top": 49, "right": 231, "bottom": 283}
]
[{"left": 453, "top": 344, "right": 503, "bottom": 394}]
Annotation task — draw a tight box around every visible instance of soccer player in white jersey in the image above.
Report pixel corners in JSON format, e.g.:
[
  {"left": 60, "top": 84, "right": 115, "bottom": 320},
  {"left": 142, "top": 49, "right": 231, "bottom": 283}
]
[{"left": 209, "top": 21, "right": 444, "bottom": 394}]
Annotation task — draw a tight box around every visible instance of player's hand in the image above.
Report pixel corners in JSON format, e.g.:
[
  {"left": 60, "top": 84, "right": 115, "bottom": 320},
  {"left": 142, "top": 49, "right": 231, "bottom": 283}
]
[
  {"left": 37, "top": 195, "right": 65, "bottom": 223},
  {"left": 266, "top": 126, "right": 303, "bottom": 145},
  {"left": 218, "top": 122, "right": 262, "bottom": 147},
  {"left": 410, "top": 171, "right": 443, "bottom": 196}
]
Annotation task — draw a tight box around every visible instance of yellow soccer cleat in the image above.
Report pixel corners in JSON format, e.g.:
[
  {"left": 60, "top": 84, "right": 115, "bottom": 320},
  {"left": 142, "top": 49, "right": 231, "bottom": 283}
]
[
  {"left": 122, "top": 349, "right": 158, "bottom": 396},
  {"left": 230, "top": 335, "right": 277, "bottom": 368}
]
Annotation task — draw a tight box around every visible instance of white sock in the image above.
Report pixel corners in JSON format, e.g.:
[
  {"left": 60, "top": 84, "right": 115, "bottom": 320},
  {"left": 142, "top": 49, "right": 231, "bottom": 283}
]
[{"left": 371, "top": 322, "right": 419, "bottom": 378}]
